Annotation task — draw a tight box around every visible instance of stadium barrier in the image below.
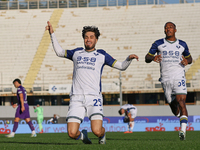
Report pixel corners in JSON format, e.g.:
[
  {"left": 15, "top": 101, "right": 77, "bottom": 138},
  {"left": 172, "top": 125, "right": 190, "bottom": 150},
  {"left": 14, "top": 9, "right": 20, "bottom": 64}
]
[
  {"left": 1, "top": 115, "right": 200, "bottom": 134},
  {"left": 0, "top": 122, "right": 200, "bottom": 134},
  {"left": 0, "top": 0, "right": 199, "bottom": 10}
]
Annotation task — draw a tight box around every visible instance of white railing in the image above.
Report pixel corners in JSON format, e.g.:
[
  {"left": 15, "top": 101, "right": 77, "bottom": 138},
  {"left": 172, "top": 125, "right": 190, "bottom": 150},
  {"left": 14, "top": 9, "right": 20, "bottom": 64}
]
[
  {"left": 0, "top": 0, "right": 199, "bottom": 10},
  {"left": 0, "top": 79, "right": 199, "bottom": 95}
]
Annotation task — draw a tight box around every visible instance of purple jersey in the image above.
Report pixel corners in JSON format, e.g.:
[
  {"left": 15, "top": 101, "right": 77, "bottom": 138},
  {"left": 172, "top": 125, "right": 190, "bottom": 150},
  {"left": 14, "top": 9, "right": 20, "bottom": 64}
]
[{"left": 17, "top": 85, "right": 27, "bottom": 105}]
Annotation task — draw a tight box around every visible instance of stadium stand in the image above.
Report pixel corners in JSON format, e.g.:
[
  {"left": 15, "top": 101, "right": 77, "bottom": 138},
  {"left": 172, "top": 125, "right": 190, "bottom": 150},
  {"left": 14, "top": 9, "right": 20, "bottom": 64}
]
[{"left": 0, "top": 3, "right": 200, "bottom": 94}]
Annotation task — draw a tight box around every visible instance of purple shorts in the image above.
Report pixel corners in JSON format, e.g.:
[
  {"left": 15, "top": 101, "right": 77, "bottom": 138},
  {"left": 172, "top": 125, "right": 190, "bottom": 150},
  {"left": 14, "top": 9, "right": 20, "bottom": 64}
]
[{"left": 15, "top": 104, "right": 30, "bottom": 119}]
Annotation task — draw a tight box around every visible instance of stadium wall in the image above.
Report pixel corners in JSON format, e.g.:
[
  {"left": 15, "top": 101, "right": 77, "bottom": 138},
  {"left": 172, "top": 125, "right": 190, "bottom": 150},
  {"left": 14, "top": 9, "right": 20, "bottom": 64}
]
[{"left": 0, "top": 105, "right": 200, "bottom": 118}]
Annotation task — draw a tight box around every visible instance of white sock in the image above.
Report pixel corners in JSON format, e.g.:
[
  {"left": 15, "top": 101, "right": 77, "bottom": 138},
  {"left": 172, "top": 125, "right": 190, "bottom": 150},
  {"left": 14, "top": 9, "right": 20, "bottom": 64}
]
[
  {"left": 180, "top": 115, "right": 188, "bottom": 133},
  {"left": 181, "top": 123, "right": 187, "bottom": 133},
  {"left": 127, "top": 123, "right": 130, "bottom": 131},
  {"left": 80, "top": 132, "right": 84, "bottom": 140},
  {"left": 32, "top": 130, "right": 36, "bottom": 134},
  {"left": 130, "top": 122, "right": 135, "bottom": 131},
  {"left": 11, "top": 132, "right": 15, "bottom": 136}
]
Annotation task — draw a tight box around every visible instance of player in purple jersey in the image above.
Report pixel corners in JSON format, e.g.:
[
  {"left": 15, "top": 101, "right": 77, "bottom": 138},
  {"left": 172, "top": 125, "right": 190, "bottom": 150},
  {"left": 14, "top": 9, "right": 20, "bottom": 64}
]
[
  {"left": 5, "top": 79, "right": 36, "bottom": 138},
  {"left": 145, "top": 22, "right": 193, "bottom": 140}
]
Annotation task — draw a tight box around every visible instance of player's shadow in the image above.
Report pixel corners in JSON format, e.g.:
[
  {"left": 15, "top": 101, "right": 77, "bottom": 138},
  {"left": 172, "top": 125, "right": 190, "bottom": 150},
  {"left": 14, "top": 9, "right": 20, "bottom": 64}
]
[{"left": 0, "top": 141, "right": 77, "bottom": 145}]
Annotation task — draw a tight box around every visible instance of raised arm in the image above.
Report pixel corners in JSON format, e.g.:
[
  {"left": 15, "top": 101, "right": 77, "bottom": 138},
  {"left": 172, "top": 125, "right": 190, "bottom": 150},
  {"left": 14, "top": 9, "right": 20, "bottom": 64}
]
[
  {"left": 113, "top": 54, "right": 139, "bottom": 71},
  {"left": 46, "top": 21, "right": 65, "bottom": 57}
]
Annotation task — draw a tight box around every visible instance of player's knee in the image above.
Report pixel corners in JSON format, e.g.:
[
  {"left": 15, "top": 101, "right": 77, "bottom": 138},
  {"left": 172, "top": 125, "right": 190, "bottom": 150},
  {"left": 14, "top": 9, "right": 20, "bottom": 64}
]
[
  {"left": 68, "top": 130, "right": 78, "bottom": 139},
  {"left": 14, "top": 118, "right": 20, "bottom": 122},
  {"left": 25, "top": 118, "right": 31, "bottom": 123},
  {"left": 92, "top": 128, "right": 102, "bottom": 137}
]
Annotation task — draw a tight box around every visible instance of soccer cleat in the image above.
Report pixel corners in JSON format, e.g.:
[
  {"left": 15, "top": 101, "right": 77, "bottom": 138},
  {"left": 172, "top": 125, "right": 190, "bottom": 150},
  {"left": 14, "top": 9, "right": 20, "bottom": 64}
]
[
  {"left": 31, "top": 133, "right": 37, "bottom": 137},
  {"left": 129, "top": 131, "right": 133, "bottom": 133},
  {"left": 39, "top": 129, "right": 43, "bottom": 133},
  {"left": 82, "top": 129, "right": 92, "bottom": 144},
  {"left": 179, "top": 130, "right": 186, "bottom": 141},
  {"left": 5, "top": 134, "right": 14, "bottom": 138},
  {"left": 99, "top": 133, "right": 106, "bottom": 144},
  {"left": 124, "top": 131, "right": 130, "bottom": 134}
]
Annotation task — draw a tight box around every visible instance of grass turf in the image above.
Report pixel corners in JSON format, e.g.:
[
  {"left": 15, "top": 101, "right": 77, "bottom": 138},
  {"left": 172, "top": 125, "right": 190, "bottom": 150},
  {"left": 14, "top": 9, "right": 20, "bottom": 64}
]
[{"left": 0, "top": 131, "right": 200, "bottom": 150}]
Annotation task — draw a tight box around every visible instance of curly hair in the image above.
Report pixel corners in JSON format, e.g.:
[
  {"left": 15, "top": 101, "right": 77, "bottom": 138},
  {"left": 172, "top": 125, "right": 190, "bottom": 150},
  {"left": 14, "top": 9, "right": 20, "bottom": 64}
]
[{"left": 82, "top": 26, "right": 100, "bottom": 39}]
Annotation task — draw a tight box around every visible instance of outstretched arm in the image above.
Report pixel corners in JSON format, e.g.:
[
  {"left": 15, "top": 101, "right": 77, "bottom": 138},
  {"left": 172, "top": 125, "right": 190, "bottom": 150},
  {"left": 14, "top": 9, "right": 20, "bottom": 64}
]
[
  {"left": 113, "top": 54, "right": 139, "bottom": 71},
  {"left": 46, "top": 21, "right": 65, "bottom": 57}
]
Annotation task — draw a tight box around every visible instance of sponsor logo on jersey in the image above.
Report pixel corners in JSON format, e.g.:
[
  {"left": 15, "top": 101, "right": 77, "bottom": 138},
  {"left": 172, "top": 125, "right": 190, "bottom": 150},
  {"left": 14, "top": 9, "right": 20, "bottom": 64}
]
[
  {"left": 176, "top": 45, "right": 181, "bottom": 49},
  {"left": 93, "top": 53, "right": 99, "bottom": 56}
]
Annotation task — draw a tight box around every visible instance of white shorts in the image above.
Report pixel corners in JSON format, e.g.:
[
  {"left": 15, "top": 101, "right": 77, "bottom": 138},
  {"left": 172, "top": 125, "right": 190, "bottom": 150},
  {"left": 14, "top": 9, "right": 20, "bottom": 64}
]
[
  {"left": 161, "top": 79, "right": 187, "bottom": 103},
  {"left": 130, "top": 108, "right": 137, "bottom": 119},
  {"left": 66, "top": 94, "right": 103, "bottom": 123}
]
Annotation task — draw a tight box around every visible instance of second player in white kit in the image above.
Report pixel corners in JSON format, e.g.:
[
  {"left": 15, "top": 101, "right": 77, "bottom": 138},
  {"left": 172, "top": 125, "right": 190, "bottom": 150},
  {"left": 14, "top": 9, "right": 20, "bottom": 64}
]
[{"left": 145, "top": 22, "right": 193, "bottom": 141}]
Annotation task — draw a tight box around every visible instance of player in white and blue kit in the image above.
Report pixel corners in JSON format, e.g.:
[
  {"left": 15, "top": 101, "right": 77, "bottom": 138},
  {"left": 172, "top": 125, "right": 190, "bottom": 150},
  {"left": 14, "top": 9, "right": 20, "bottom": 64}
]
[
  {"left": 145, "top": 22, "right": 193, "bottom": 140},
  {"left": 46, "top": 21, "right": 139, "bottom": 144},
  {"left": 118, "top": 104, "right": 137, "bottom": 133}
]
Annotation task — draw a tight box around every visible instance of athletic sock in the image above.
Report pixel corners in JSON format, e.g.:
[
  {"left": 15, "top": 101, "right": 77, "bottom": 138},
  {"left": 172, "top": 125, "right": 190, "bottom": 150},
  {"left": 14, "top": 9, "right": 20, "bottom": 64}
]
[
  {"left": 180, "top": 115, "right": 188, "bottom": 133},
  {"left": 10, "top": 132, "right": 15, "bottom": 136},
  {"left": 127, "top": 123, "right": 130, "bottom": 131},
  {"left": 99, "top": 132, "right": 105, "bottom": 139},
  {"left": 39, "top": 123, "right": 43, "bottom": 131},
  {"left": 27, "top": 121, "right": 35, "bottom": 131},
  {"left": 130, "top": 122, "right": 135, "bottom": 131},
  {"left": 76, "top": 132, "right": 83, "bottom": 140},
  {"left": 32, "top": 130, "right": 36, "bottom": 134},
  {"left": 12, "top": 122, "right": 18, "bottom": 132}
]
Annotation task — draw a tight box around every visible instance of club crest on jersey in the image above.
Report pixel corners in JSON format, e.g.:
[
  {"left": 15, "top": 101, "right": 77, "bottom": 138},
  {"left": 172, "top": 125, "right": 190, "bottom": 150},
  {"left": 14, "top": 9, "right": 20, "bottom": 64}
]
[
  {"left": 176, "top": 45, "right": 180, "bottom": 49},
  {"left": 93, "top": 53, "right": 99, "bottom": 56}
]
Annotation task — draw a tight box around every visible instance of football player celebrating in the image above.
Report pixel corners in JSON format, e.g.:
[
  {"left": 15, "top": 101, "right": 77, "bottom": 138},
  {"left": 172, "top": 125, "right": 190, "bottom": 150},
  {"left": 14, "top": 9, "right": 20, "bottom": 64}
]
[
  {"left": 145, "top": 22, "right": 193, "bottom": 140},
  {"left": 46, "top": 21, "right": 139, "bottom": 144},
  {"left": 118, "top": 104, "right": 137, "bottom": 133}
]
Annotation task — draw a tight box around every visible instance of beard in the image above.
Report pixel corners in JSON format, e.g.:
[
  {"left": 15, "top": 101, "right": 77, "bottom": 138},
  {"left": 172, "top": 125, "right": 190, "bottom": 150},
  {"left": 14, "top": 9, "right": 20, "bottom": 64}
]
[{"left": 85, "top": 43, "right": 95, "bottom": 51}]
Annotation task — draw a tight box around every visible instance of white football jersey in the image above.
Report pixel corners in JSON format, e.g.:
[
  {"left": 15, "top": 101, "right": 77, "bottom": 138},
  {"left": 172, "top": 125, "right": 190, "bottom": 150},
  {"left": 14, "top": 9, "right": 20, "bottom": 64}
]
[
  {"left": 65, "top": 47, "right": 116, "bottom": 96},
  {"left": 148, "top": 38, "right": 191, "bottom": 82},
  {"left": 120, "top": 104, "right": 137, "bottom": 118}
]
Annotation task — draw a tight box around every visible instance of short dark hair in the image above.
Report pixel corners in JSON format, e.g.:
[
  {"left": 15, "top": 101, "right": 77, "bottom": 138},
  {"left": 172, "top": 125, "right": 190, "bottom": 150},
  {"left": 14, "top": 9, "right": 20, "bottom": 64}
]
[
  {"left": 164, "top": 22, "right": 176, "bottom": 29},
  {"left": 13, "top": 78, "right": 21, "bottom": 84},
  {"left": 82, "top": 26, "right": 100, "bottom": 39},
  {"left": 118, "top": 109, "right": 122, "bottom": 115}
]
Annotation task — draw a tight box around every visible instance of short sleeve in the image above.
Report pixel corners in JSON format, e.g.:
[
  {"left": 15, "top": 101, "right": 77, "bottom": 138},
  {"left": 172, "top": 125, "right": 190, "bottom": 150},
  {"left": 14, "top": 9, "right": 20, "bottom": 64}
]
[
  {"left": 17, "top": 87, "right": 23, "bottom": 94},
  {"left": 181, "top": 42, "right": 191, "bottom": 58},
  {"left": 97, "top": 49, "right": 116, "bottom": 67},
  {"left": 65, "top": 47, "right": 83, "bottom": 60},
  {"left": 148, "top": 42, "right": 159, "bottom": 56}
]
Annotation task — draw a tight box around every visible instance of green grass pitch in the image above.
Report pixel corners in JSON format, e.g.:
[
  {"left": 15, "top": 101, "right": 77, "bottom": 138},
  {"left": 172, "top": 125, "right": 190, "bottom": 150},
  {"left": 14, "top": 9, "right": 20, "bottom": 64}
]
[{"left": 1, "top": 131, "right": 200, "bottom": 150}]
